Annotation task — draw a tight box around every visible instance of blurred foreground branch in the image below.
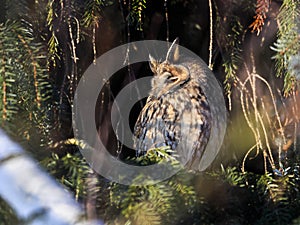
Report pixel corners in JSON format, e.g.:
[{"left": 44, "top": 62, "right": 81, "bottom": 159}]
[{"left": 0, "top": 129, "right": 103, "bottom": 225}]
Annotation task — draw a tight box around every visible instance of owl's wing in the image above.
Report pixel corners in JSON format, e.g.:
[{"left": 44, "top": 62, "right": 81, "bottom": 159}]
[
  {"left": 134, "top": 96, "right": 154, "bottom": 135},
  {"left": 185, "top": 94, "right": 212, "bottom": 170},
  {"left": 134, "top": 96, "right": 180, "bottom": 154},
  {"left": 186, "top": 116, "right": 211, "bottom": 170},
  {"left": 133, "top": 96, "right": 159, "bottom": 152}
]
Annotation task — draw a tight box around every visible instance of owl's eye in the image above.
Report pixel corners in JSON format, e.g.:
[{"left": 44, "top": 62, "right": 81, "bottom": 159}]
[
  {"left": 163, "top": 72, "right": 178, "bottom": 82},
  {"left": 162, "top": 72, "right": 174, "bottom": 80},
  {"left": 161, "top": 71, "right": 171, "bottom": 78},
  {"left": 168, "top": 75, "right": 179, "bottom": 82}
]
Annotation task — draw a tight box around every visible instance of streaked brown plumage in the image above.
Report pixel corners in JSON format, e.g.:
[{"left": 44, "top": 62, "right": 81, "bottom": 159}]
[{"left": 134, "top": 39, "right": 212, "bottom": 170}]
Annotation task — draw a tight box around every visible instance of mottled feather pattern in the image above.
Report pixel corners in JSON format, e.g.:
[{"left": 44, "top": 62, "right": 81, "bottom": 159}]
[{"left": 134, "top": 39, "right": 212, "bottom": 170}]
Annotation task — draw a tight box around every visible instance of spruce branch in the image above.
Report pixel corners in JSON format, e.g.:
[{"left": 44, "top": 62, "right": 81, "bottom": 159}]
[{"left": 249, "top": 0, "right": 271, "bottom": 35}]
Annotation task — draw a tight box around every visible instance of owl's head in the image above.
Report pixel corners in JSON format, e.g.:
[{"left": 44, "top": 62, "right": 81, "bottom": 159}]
[{"left": 149, "top": 38, "right": 190, "bottom": 97}]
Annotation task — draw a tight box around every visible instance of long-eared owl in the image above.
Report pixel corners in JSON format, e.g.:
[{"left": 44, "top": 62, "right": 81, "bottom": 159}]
[{"left": 134, "top": 39, "right": 212, "bottom": 170}]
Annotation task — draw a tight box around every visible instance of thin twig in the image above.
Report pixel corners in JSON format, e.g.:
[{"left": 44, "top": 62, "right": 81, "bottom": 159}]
[
  {"left": 208, "top": 0, "right": 213, "bottom": 70},
  {"left": 68, "top": 17, "right": 78, "bottom": 64},
  {"left": 292, "top": 90, "right": 299, "bottom": 152},
  {"left": 164, "top": 0, "right": 169, "bottom": 43},
  {"left": 92, "top": 23, "right": 97, "bottom": 64},
  {"left": 242, "top": 144, "right": 258, "bottom": 173}
]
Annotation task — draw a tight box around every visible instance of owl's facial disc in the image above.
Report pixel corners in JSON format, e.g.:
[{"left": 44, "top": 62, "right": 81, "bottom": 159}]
[{"left": 150, "top": 63, "right": 190, "bottom": 97}]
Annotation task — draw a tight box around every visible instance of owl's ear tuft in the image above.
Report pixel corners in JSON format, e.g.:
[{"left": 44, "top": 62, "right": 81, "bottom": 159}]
[
  {"left": 149, "top": 54, "right": 158, "bottom": 73},
  {"left": 166, "top": 38, "right": 180, "bottom": 63}
]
